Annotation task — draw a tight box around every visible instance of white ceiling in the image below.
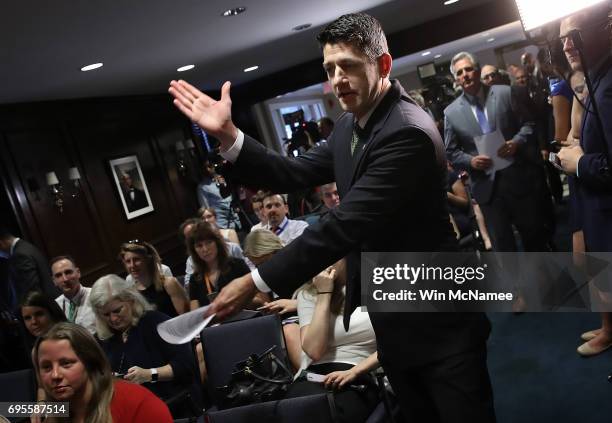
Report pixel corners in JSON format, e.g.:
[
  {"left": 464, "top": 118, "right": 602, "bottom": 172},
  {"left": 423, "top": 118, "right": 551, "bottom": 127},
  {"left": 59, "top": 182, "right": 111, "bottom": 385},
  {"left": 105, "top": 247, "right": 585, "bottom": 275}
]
[{"left": 1, "top": 0, "right": 500, "bottom": 105}]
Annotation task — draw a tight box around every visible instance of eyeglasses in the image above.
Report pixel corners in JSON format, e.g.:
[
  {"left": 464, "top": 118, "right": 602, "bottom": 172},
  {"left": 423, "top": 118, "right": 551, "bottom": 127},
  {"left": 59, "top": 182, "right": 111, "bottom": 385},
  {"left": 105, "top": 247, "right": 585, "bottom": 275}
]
[
  {"left": 482, "top": 71, "right": 498, "bottom": 81},
  {"left": 127, "top": 239, "right": 142, "bottom": 245}
]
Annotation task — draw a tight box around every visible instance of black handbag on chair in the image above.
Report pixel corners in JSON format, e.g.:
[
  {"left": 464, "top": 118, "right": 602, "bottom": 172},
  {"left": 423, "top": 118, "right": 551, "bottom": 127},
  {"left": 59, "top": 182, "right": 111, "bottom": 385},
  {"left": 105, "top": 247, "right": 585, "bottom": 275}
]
[{"left": 216, "top": 345, "right": 293, "bottom": 409}]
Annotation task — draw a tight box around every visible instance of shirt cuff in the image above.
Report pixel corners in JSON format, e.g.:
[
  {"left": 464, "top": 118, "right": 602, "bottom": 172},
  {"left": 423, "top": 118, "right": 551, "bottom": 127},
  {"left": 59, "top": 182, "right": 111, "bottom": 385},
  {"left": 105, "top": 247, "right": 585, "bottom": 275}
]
[
  {"left": 576, "top": 155, "right": 581, "bottom": 178},
  {"left": 251, "top": 269, "right": 272, "bottom": 293},
  {"left": 220, "top": 129, "right": 244, "bottom": 163}
]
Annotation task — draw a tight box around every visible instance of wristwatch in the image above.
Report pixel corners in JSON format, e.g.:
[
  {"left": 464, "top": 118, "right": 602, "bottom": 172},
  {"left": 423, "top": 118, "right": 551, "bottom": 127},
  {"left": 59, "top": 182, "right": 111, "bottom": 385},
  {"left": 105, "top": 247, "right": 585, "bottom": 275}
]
[{"left": 150, "top": 368, "right": 158, "bottom": 383}]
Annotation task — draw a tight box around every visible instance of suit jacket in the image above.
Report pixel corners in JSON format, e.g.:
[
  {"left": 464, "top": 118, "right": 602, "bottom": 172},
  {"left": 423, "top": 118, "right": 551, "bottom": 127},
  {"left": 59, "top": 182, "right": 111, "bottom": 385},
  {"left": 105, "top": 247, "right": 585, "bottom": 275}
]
[
  {"left": 444, "top": 85, "right": 541, "bottom": 204},
  {"left": 227, "top": 80, "right": 490, "bottom": 366},
  {"left": 577, "top": 55, "right": 612, "bottom": 251},
  {"left": 9, "top": 239, "right": 58, "bottom": 307},
  {"left": 124, "top": 187, "right": 148, "bottom": 212}
]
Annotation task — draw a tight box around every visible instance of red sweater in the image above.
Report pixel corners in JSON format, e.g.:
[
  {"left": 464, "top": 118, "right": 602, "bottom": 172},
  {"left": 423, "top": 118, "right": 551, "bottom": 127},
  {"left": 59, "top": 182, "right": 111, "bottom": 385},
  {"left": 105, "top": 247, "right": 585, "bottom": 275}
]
[{"left": 111, "top": 380, "right": 173, "bottom": 423}]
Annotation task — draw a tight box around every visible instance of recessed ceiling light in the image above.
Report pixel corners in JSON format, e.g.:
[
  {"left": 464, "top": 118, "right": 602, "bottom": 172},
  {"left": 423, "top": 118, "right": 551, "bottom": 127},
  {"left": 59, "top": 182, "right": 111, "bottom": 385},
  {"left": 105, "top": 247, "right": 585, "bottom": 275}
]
[
  {"left": 244, "top": 65, "right": 259, "bottom": 72},
  {"left": 293, "top": 23, "right": 312, "bottom": 31},
  {"left": 486, "top": 37, "right": 495, "bottom": 42},
  {"left": 434, "top": 54, "right": 442, "bottom": 59},
  {"left": 81, "top": 63, "right": 103, "bottom": 72},
  {"left": 177, "top": 65, "right": 195, "bottom": 72},
  {"left": 222, "top": 7, "right": 246, "bottom": 17},
  {"left": 444, "top": 0, "right": 460, "bottom": 5},
  {"left": 421, "top": 51, "right": 431, "bottom": 56}
]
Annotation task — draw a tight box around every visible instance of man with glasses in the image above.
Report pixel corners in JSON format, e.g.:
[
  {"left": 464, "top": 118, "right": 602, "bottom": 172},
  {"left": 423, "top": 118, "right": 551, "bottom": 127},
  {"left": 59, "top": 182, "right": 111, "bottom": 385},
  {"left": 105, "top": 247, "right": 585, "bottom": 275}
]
[
  {"left": 480, "top": 64, "right": 502, "bottom": 87},
  {"left": 444, "top": 51, "right": 550, "bottom": 253}
]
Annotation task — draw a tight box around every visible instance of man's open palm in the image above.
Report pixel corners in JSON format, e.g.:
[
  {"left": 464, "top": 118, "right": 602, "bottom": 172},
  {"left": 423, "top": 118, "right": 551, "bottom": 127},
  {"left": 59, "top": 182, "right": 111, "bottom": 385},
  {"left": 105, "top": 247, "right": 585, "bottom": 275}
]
[{"left": 168, "top": 80, "right": 236, "bottom": 143}]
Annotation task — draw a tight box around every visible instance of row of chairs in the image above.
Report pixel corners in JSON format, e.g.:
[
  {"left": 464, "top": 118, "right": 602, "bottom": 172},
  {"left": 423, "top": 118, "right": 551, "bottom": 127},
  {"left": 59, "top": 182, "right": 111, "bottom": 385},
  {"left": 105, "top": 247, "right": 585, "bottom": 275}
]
[{"left": 0, "top": 314, "right": 399, "bottom": 423}]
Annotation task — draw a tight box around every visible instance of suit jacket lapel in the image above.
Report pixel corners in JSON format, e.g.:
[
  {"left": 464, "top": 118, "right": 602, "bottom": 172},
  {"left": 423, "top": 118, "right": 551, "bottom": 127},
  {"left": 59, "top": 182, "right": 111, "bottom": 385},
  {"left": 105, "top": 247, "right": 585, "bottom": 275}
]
[
  {"left": 351, "top": 80, "right": 403, "bottom": 180},
  {"left": 334, "top": 117, "right": 355, "bottom": 195}
]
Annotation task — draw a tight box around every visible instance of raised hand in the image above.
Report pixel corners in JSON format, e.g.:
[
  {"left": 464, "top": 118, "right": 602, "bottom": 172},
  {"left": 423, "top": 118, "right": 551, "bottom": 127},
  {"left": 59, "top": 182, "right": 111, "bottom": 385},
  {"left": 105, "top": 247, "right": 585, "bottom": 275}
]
[{"left": 168, "top": 80, "right": 238, "bottom": 147}]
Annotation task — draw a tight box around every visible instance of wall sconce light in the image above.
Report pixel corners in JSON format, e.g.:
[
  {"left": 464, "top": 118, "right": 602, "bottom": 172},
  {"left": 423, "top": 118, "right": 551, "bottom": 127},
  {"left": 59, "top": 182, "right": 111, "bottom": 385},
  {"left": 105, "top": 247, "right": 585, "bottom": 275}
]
[
  {"left": 46, "top": 171, "right": 64, "bottom": 213},
  {"left": 68, "top": 167, "right": 82, "bottom": 198}
]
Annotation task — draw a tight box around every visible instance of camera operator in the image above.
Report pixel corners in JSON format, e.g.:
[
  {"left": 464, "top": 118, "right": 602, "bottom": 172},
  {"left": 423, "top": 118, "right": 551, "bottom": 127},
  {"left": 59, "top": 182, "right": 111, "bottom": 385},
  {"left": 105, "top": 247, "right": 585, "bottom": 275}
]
[{"left": 196, "top": 160, "right": 241, "bottom": 230}]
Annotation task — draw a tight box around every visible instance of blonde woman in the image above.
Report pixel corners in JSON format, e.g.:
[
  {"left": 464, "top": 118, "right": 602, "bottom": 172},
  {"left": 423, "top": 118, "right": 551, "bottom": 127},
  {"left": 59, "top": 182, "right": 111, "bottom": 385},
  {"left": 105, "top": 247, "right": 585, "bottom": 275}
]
[
  {"left": 243, "top": 229, "right": 300, "bottom": 370},
  {"left": 32, "top": 322, "right": 172, "bottom": 423},
  {"left": 89, "top": 275, "right": 199, "bottom": 416},
  {"left": 287, "top": 261, "right": 379, "bottom": 423}
]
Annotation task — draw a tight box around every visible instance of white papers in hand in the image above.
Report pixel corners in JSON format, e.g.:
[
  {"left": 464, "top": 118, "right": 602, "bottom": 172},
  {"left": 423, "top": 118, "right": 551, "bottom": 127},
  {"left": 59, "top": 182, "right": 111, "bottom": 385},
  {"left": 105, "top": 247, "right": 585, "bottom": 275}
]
[
  {"left": 473, "top": 129, "right": 513, "bottom": 175},
  {"left": 157, "top": 305, "right": 215, "bottom": 344}
]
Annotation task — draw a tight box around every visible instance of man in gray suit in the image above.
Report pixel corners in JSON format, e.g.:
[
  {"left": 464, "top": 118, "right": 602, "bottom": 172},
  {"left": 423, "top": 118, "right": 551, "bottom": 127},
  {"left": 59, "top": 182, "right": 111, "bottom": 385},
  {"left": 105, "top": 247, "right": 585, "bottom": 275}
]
[{"left": 444, "top": 52, "right": 550, "bottom": 252}]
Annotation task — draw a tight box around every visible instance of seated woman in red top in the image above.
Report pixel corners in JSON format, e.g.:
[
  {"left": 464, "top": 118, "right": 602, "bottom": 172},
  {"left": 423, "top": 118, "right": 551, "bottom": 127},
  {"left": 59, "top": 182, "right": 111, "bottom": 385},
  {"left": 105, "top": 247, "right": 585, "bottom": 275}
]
[{"left": 32, "top": 322, "right": 172, "bottom": 423}]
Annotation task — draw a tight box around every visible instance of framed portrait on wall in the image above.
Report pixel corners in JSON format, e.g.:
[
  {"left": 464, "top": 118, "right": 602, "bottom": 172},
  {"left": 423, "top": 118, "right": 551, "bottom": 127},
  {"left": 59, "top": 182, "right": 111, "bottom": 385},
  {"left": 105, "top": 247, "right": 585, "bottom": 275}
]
[{"left": 109, "top": 155, "right": 154, "bottom": 220}]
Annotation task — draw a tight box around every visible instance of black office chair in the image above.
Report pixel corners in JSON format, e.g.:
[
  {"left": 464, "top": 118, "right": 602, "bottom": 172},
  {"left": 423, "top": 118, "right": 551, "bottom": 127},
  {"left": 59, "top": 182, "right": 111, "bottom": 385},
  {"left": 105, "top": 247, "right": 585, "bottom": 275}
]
[
  {"left": 200, "top": 314, "right": 288, "bottom": 407},
  {"left": 206, "top": 393, "right": 334, "bottom": 423},
  {"left": 200, "top": 314, "right": 399, "bottom": 423},
  {"left": 0, "top": 368, "right": 37, "bottom": 423}
]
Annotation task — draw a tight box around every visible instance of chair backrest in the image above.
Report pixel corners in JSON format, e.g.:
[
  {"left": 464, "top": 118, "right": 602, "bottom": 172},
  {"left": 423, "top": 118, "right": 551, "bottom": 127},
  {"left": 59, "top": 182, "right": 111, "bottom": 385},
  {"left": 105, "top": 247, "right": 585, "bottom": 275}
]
[
  {"left": 200, "top": 314, "right": 287, "bottom": 405},
  {"left": 206, "top": 393, "right": 334, "bottom": 423},
  {"left": 0, "top": 368, "right": 37, "bottom": 403}
]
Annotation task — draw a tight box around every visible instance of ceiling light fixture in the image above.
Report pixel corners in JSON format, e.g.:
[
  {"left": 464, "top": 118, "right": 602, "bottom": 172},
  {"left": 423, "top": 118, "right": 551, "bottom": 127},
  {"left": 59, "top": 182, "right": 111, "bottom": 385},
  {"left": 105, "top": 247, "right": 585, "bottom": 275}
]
[
  {"left": 222, "top": 7, "right": 246, "bottom": 17},
  {"left": 80, "top": 63, "right": 103, "bottom": 72},
  {"left": 444, "top": 0, "right": 460, "bottom": 5},
  {"left": 244, "top": 65, "right": 259, "bottom": 72},
  {"left": 292, "top": 23, "right": 312, "bottom": 31},
  {"left": 486, "top": 37, "right": 495, "bottom": 42},
  {"left": 421, "top": 51, "right": 431, "bottom": 56},
  {"left": 177, "top": 65, "right": 195, "bottom": 72},
  {"left": 434, "top": 54, "right": 442, "bottom": 59},
  {"left": 514, "top": 0, "right": 605, "bottom": 32}
]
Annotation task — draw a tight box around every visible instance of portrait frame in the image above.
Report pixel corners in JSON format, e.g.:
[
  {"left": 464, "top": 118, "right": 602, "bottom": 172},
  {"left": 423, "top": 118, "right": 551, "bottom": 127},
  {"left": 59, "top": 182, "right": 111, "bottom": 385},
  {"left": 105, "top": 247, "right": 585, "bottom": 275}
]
[{"left": 108, "top": 155, "right": 154, "bottom": 220}]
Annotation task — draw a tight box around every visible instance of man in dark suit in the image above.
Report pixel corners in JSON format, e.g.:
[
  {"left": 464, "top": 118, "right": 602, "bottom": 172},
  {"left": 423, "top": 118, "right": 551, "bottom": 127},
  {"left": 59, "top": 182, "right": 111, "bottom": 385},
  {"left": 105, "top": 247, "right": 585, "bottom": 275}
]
[
  {"left": 444, "top": 51, "right": 550, "bottom": 252},
  {"left": 557, "top": 4, "right": 612, "bottom": 356},
  {"left": 170, "top": 13, "right": 494, "bottom": 422},
  {"left": 120, "top": 172, "right": 148, "bottom": 212},
  {"left": 0, "top": 226, "right": 58, "bottom": 311}
]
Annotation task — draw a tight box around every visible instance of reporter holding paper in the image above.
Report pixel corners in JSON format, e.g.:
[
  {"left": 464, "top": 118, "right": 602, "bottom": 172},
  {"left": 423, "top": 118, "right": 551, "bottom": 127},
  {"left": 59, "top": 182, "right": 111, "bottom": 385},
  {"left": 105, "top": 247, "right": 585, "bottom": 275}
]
[
  {"left": 287, "top": 260, "right": 379, "bottom": 423},
  {"left": 89, "top": 275, "right": 200, "bottom": 417}
]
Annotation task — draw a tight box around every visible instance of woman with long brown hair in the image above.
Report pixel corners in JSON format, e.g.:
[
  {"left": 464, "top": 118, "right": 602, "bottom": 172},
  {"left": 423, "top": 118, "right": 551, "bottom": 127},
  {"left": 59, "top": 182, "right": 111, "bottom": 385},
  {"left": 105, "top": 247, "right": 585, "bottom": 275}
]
[
  {"left": 185, "top": 221, "right": 250, "bottom": 309},
  {"left": 32, "top": 322, "right": 172, "bottom": 423}
]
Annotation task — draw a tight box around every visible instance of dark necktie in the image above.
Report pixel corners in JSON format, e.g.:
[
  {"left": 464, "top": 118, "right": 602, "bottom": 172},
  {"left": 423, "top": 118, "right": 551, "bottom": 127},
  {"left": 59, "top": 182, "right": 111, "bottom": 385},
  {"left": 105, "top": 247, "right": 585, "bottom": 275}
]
[
  {"left": 351, "top": 124, "right": 365, "bottom": 155},
  {"left": 475, "top": 99, "right": 491, "bottom": 134}
]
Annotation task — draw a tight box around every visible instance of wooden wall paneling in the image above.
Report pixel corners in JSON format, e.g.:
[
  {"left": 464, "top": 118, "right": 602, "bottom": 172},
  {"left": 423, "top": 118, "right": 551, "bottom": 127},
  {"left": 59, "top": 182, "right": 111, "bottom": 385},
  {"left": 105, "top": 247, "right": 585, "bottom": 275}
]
[
  {"left": 165, "top": 125, "right": 201, "bottom": 212},
  {"left": 61, "top": 121, "right": 118, "bottom": 283},
  {"left": 69, "top": 115, "right": 185, "bottom": 272},
  {"left": 4, "top": 127, "right": 109, "bottom": 277},
  {"left": 0, "top": 132, "right": 38, "bottom": 243}
]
